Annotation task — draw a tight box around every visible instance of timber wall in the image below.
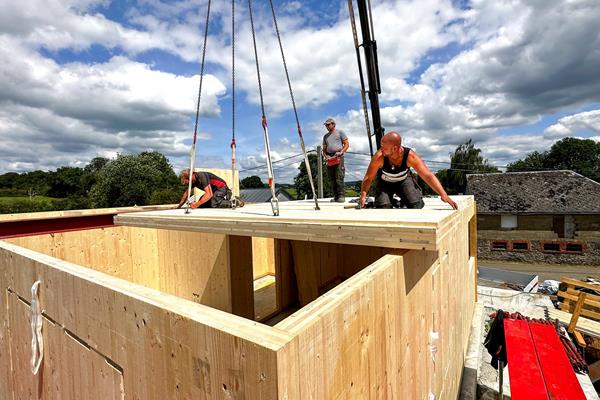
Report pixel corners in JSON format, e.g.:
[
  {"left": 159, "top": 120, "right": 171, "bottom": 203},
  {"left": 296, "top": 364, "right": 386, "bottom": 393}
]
[{"left": 0, "top": 199, "right": 475, "bottom": 399}]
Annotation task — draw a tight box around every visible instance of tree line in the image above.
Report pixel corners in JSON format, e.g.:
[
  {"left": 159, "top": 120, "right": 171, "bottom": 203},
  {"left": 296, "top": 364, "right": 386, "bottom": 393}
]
[
  {"left": 0, "top": 137, "right": 597, "bottom": 214},
  {"left": 0, "top": 152, "right": 180, "bottom": 214}
]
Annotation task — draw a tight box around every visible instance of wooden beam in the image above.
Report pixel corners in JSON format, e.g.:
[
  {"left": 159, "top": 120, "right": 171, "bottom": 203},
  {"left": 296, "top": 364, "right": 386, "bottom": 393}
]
[
  {"left": 569, "top": 292, "right": 588, "bottom": 333},
  {"left": 228, "top": 235, "right": 255, "bottom": 319}
]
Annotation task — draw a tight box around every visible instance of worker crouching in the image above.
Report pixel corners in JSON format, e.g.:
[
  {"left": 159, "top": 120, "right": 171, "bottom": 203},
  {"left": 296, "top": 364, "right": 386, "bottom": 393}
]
[{"left": 177, "top": 169, "right": 244, "bottom": 209}]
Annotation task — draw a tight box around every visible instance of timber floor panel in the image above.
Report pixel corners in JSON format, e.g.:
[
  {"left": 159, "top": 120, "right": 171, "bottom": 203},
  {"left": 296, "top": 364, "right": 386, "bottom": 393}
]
[{"left": 115, "top": 196, "right": 471, "bottom": 250}]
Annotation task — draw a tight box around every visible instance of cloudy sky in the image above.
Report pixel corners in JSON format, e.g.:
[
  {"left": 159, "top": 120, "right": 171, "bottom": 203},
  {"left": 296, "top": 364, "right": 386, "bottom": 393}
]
[{"left": 1, "top": 0, "right": 599, "bottom": 183}]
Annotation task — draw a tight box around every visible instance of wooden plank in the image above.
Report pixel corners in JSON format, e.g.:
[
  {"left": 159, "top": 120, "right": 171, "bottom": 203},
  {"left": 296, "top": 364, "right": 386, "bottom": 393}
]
[
  {"left": 561, "top": 277, "right": 600, "bottom": 293},
  {"left": 504, "top": 319, "right": 549, "bottom": 400},
  {"left": 228, "top": 235, "right": 255, "bottom": 319},
  {"left": 548, "top": 308, "right": 600, "bottom": 338},
  {"left": 573, "top": 330, "right": 587, "bottom": 348},
  {"left": 559, "top": 289, "right": 600, "bottom": 308},
  {"left": 569, "top": 292, "right": 587, "bottom": 333},
  {"left": 529, "top": 322, "right": 586, "bottom": 400}
]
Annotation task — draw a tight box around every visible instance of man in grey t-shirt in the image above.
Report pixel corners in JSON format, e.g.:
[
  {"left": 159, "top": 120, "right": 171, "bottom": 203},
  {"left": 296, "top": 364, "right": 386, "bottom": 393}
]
[{"left": 322, "top": 118, "right": 350, "bottom": 202}]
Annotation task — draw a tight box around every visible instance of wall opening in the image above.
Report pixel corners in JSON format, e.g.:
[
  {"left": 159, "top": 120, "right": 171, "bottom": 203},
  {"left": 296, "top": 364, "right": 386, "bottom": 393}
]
[
  {"left": 542, "top": 242, "right": 561, "bottom": 253},
  {"left": 491, "top": 241, "right": 508, "bottom": 251},
  {"left": 511, "top": 241, "right": 530, "bottom": 251}
]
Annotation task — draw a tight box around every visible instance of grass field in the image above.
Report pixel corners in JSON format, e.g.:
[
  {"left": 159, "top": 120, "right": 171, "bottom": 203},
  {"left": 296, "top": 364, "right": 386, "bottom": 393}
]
[{"left": 0, "top": 196, "right": 56, "bottom": 204}]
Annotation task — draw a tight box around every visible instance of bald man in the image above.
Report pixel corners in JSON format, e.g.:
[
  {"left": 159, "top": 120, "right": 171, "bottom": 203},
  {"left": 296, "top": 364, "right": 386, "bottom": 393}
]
[{"left": 359, "top": 132, "right": 457, "bottom": 210}]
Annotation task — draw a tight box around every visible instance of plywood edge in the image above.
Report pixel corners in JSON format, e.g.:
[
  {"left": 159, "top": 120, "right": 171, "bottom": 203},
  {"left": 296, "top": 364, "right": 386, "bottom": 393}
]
[
  {"left": 274, "top": 252, "right": 406, "bottom": 333},
  {"left": 0, "top": 240, "right": 293, "bottom": 350}
]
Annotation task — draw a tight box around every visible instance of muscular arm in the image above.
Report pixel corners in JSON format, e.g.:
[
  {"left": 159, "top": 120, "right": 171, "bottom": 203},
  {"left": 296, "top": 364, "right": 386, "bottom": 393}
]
[
  {"left": 408, "top": 151, "right": 458, "bottom": 210},
  {"left": 191, "top": 184, "right": 213, "bottom": 208},
  {"left": 359, "top": 151, "right": 384, "bottom": 207}
]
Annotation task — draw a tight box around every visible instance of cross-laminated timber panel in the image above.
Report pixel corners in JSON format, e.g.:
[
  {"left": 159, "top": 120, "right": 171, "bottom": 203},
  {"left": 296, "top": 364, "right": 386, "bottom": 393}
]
[
  {"left": 0, "top": 195, "right": 476, "bottom": 399},
  {"left": 114, "top": 197, "right": 461, "bottom": 251}
]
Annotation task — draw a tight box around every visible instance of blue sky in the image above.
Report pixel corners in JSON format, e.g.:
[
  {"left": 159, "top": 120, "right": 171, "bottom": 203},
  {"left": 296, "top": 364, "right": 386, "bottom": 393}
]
[{"left": 0, "top": 0, "right": 599, "bottom": 183}]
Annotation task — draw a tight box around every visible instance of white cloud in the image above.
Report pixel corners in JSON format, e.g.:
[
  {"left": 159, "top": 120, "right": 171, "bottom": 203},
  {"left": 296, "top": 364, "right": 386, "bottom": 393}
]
[{"left": 544, "top": 109, "right": 600, "bottom": 138}]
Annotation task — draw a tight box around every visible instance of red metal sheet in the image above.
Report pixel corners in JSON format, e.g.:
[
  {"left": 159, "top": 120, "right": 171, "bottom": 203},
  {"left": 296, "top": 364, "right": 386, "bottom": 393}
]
[
  {"left": 504, "top": 319, "right": 549, "bottom": 400},
  {"left": 530, "top": 322, "right": 586, "bottom": 400},
  {"left": 0, "top": 214, "right": 115, "bottom": 239}
]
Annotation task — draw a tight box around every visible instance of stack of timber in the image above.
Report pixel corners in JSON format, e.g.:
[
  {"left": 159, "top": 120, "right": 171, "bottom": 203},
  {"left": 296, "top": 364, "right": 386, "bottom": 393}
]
[{"left": 0, "top": 195, "right": 477, "bottom": 399}]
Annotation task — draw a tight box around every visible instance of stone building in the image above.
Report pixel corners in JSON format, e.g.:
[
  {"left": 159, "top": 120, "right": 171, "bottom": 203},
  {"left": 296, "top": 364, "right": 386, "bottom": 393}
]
[{"left": 466, "top": 170, "right": 600, "bottom": 265}]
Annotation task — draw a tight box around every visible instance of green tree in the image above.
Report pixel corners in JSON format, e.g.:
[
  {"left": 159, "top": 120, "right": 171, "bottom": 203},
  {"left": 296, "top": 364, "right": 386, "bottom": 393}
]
[
  {"left": 18, "top": 170, "right": 52, "bottom": 196},
  {"left": 47, "top": 166, "right": 85, "bottom": 198},
  {"left": 506, "top": 137, "right": 600, "bottom": 182},
  {"left": 81, "top": 157, "right": 110, "bottom": 194},
  {"left": 436, "top": 139, "right": 499, "bottom": 194},
  {"left": 240, "top": 175, "right": 266, "bottom": 189},
  {"left": 294, "top": 153, "right": 332, "bottom": 199},
  {"left": 90, "top": 151, "right": 178, "bottom": 207},
  {"left": 545, "top": 138, "right": 600, "bottom": 182},
  {"left": 506, "top": 151, "right": 547, "bottom": 172}
]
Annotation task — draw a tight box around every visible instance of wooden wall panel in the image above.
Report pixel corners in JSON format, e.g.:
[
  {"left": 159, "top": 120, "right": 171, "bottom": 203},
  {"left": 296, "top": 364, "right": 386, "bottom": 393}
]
[
  {"left": 155, "top": 229, "right": 231, "bottom": 312},
  {"left": 0, "top": 242, "right": 288, "bottom": 400},
  {"left": 6, "top": 227, "right": 233, "bottom": 312},
  {"left": 252, "top": 237, "right": 275, "bottom": 279},
  {"left": 6, "top": 294, "right": 124, "bottom": 400},
  {"left": 274, "top": 202, "right": 476, "bottom": 400}
]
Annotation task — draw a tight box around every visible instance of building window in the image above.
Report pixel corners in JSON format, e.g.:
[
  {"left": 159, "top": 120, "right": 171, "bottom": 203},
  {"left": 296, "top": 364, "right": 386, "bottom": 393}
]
[
  {"left": 491, "top": 241, "right": 508, "bottom": 251},
  {"left": 542, "top": 242, "right": 561, "bottom": 253},
  {"left": 512, "top": 241, "right": 530, "bottom": 251},
  {"left": 565, "top": 242, "right": 584, "bottom": 254},
  {"left": 501, "top": 214, "right": 518, "bottom": 229}
]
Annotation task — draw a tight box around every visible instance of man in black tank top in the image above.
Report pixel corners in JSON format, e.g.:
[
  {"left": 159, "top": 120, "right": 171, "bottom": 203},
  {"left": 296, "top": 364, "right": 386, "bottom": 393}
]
[{"left": 359, "top": 132, "right": 457, "bottom": 210}]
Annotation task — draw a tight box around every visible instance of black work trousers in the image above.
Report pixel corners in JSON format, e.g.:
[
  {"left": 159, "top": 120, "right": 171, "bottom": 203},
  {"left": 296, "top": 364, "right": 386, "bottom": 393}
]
[
  {"left": 198, "top": 187, "right": 233, "bottom": 208},
  {"left": 375, "top": 170, "right": 424, "bottom": 209}
]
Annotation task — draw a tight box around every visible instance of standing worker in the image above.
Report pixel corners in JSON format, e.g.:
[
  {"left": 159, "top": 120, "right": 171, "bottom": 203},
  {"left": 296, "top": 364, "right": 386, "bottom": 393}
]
[
  {"left": 322, "top": 118, "right": 350, "bottom": 202},
  {"left": 359, "top": 132, "right": 457, "bottom": 210},
  {"left": 177, "top": 169, "right": 244, "bottom": 209}
]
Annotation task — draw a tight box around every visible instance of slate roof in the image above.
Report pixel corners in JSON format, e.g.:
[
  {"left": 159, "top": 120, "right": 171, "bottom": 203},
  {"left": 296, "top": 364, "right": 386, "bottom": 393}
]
[
  {"left": 466, "top": 170, "right": 600, "bottom": 214},
  {"left": 240, "top": 188, "right": 293, "bottom": 203}
]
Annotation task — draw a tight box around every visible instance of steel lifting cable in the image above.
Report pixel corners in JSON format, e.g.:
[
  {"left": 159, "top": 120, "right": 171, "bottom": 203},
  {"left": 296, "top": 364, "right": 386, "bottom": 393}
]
[
  {"left": 347, "top": 0, "right": 374, "bottom": 156},
  {"left": 230, "top": 0, "right": 237, "bottom": 209},
  {"left": 268, "top": 0, "right": 320, "bottom": 211},
  {"left": 185, "top": 0, "right": 212, "bottom": 214},
  {"left": 247, "top": 0, "right": 279, "bottom": 216}
]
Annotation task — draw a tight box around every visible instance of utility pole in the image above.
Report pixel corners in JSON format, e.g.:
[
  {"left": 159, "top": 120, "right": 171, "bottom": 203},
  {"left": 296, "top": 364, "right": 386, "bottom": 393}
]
[
  {"left": 356, "top": 0, "right": 384, "bottom": 150},
  {"left": 317, "top": 145, "right": 324, "bottom": 198}
]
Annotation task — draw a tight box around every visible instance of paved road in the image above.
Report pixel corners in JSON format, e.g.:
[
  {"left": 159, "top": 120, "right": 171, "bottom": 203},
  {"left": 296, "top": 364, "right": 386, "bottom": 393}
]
[{"left": 479, "top": 260, "right": 600, "bottom": 282}]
